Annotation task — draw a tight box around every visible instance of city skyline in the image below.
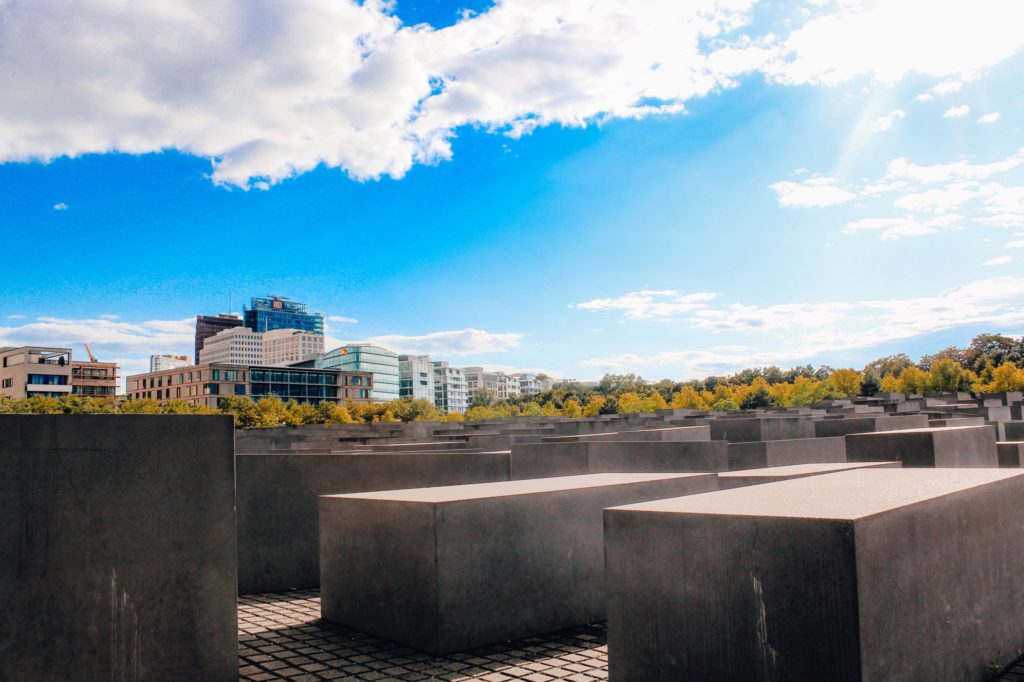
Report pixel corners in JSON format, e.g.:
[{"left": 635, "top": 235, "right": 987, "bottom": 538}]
[{"left": 2, "top": 1, "right": 1023, "bottom": 382}]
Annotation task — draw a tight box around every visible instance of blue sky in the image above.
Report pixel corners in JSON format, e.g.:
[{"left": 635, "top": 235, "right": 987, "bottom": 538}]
[{"left": 1, "top": 0, "right": 1023, "bottom": 382}]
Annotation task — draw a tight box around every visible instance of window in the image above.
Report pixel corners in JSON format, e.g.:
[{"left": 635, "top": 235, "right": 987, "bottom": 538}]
[
  {"left": 235, "top": 384, "right": 246, "bottom": 395},
  {"left": 1, "top": 378, "right": 11, "bottom": 388},
  {"left": 27, "top": 374, "right": 68, "bottom": 385},
  {"left": 211, "top": 369, "right": 220, "bottom": 380},
  {"left": 224, "top": 370, "right": 238, "bottom": 381},
  {"left": 204, "top": 383, "right": 219, "bottom": 395}
]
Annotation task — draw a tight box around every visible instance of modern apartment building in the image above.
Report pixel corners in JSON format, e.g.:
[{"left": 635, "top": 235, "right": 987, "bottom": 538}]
[
  {"left": 517, "top": 373, "right": 543, "bottom": 396},
  {"left": 263, "top": 329, "right": 324, "bottom": 366},
  {"left": 150, "top": 354, "right": 191, "bottom": 372},
  {"left": 244, "top": 296, "right": 324, "bottom": 335},
  {"left": 1, "top": 346, "right": 73, "bottom": 398},
  {"left": 71, "top": 360, "right": 118, "bottom": 397},
  {"left": 463, "top": 366, "right": 522, "bottom": 402},
  {"left": 199, "top": 326, "right": 264, "bottom": 365},
  {"left": 126, "top": 363, "right": 372, "bottom": 408},
  {"left": 195, "top": 314, "right": 243, "bottom": 363},
  {"left": 318, "top": 344, "right": 399, "bottom": 402},
  {"left": 398, "top": 354, "right": 435, "bottom": 401},
  {"left": 433, "top": 361, "right": 467, "bottom": 414}
]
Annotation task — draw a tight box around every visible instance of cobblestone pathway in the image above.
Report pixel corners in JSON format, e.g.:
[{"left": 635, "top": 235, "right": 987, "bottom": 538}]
[{"left": 239, "top": 590, "right": 608, "bottom": 681}]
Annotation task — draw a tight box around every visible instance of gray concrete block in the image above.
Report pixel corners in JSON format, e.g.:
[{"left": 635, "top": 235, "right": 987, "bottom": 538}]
[
  {"left": 510, "top": 441, "right": 728, "bottom": 480},
  {"left": 1005, "top": 421, "right": 1024, "bottom": 441},
  {"left": 321, "top": 473, "right": 717, "bottom": 654},
  {"left": 710, "top": 416, "right": 815, "bottom": 442},
  {"left": 727, "top": 436, "right": 847, "bottom": 470},
  {"left": 0, "top": 415, "right": 238, "bottom": 682},
  {"left": 236, "top": 452, "right": 510, "bottom": 593},
  {"left": 718, "top": 461, "right": 900, "bottom": 489},
  {"left": 845, "top": 425, "right": 997, "bottom": 467},
  {"left": 605, "top": 468, "right": 1024, "bottom": 682},
  {"left": 611, "top": 425, "right": 710, "bottom": 441},
  {"left": 813, "top": 414, "right": 929, "bottom": 437},
  {"left": 997, "top": 442, "right": 1024, "bottom": 467}
]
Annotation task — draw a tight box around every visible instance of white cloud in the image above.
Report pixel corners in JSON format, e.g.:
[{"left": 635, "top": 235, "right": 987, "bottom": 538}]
[
  {"left": 1007, "top": 240, "right": 1024, "bottom": 249},
  {"left": 943, "top": 104, "right": 971, "bottom": 118},
  {"left": 6, "top": 314, "right": 26, "bottom": 320},
  {"left": 840, "top": 215, "right": 960, "bottom": 240},
  {"left": 984, "top": 255, "right": 1013, "bottom": 266},
  {"left": 366, "top": 328, "right": 522, "bottom": 356},
  {"left": 767, "top": 2, "right": 1024, "bottom": 86},
  {"left": 52, "top": 202, "right": 68, "bottom": 211},
  {"left": 0, "top": 316, "right": 194, "bottom": 352},
  {"left": 931, "top": 80, "right": 964, "bottom": 96},
  {"left": 978, "top": 112, "right": 1001, "bottom": 124},
  {"left": 769, "top": 177, "right": 856, "bottom": 207},
  {"left": 871, "top": 108, "right": 905, "bottom": 133},
  {"left": 578, "top": 277, "right": 1024, "bottom": 374},
  {"left": 327, "top": 315, "right": 359, "bottom": 324},
  {"left": 885, "top": 149, "right": 1024, "bottom": 183},
  {"left": 2, "top": 1, "right": 1022, "bottom": 187},
  {"left": 572, "top": 290, "right": 717, "bottom": 320},
  {"left": 915, "top": 93, "right": 934, "bottom": 102}
]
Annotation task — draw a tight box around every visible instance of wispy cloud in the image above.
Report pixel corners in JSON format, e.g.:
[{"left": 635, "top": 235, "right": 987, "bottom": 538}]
[
  {"left": 327, "top": 315, "right": 359, "bottom": 324},
  {"left": 943, "top": 104, "right": 971, "bottom": 118},
  {"left": 365, "top": 328, "right": 522, "bottom": 356},
  {"left": 52, "top": 202, "right": 68, "bottom": 211},
  {"left": 572, "top": 291, "right": 717, "bottom": 320},
  {"left": 769, "top": 177, "right": 856, "bottom": 207},
  {"left": 978, "top": 112, "right": 1001, "bottom": 124},
  {"left": 578, "top": 277, "right": 1024, "bottom": 375},
  {"left": 871, "top": 109, "right": 906, "bottom": 133},
  {"left": 984, "top": 255, "right": 1013, "bottom": 266}
]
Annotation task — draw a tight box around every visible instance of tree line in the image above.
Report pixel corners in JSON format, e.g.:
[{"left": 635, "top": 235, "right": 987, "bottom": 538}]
[{"left": 2, "top": 333, "right": 1021, "bottom": 426}]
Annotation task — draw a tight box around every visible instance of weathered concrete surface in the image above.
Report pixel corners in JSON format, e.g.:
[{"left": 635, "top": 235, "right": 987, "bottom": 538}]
[
  {"left": 727, "top": 436, "right": 847, "bottom": 470},
  {"left": 321, "top": 473, "right": 717, "bottom": 655},
  {"left": 717, "top": 461, "right": 900, "bottom": 489},
  {"left": 997, "top": 442, "right": 1024, "bottom": 467},
  {"left": 0, "top": 415, "right": 238, "bottom": 682},
  {"left": 845, "top": 425, "right": 997, "bottom": 467},
  {"left": 813, "top": 414, "right": 929, "bottom": 437},
  {"left": 709, "top": 416, "right": 815, "bottom": 443},
  {"left": 236, "top": 452, "right": 510, "bottom": 594},
  {"left": 605, "top": 468, "right": 1024, "bottom": 682},
  {"left": 510, "top": 441, "right": 727, "bottom": 480},
  {"left": 608, "top": 425, "right": 710, "bottom": 441}
]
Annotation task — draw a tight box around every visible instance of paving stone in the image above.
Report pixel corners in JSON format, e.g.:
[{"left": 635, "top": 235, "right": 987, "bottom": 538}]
[{"left": 238, "top": 590, "right": 608, "bottom": 680}]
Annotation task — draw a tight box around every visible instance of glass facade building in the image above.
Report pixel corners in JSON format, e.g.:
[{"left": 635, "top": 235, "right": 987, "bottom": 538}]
[
  {"left": 318, "top": 344, "right": 399, "bottom": 402},
  {"left": 244, "top": 296, "right": 324, "bottom": 335},
  {"left": 249, "top": 367, "right": 339, "bottom": 403}
]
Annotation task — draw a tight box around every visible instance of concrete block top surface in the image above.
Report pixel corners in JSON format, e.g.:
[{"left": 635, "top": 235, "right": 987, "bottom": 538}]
[
  {"left": 718, "top": 461, "right": 899, "bottom": 479},
  {"left": 322, "top": 473, "right": 713, "bottom": 504},
  {"left": 611, "top": 468, "right": 1024, "bottom": 520},
  {"left": 853, "top": 424, "right": 988, "bottom": 436}
]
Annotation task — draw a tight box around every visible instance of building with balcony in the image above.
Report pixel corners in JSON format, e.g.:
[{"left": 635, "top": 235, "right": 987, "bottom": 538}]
[
  {"left": 244, "top": 296, "right": 324, "bottom": 335},
  {"left": 399, "top": 354, "right": 435, "bottom": 401},
  {"left": 195, "top": 314, "right": 243, "bottom": 364},
  {"left": 317, "top": 344, "right": 399, "bottom": 402},
  {"left": 0, "top": 346, "right": 73, "bottom": 399},
  {"left": 463, "top": 367, "right": 522, "bottom": 403},
  {"left": 126, "top": 363, "right": 371, "bottom": 408},
  {"left": 433, "top": 361, "right": 467, "bottom": 414},
  {"left": 71, "top": 360, "right": 118, "bottom": 397},
  {"left": 150, "top": 354, "right": 191, "bottom": 372}
]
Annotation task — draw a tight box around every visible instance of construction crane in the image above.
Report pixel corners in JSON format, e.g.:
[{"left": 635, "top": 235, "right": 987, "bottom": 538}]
[{"left": 84, "top": 343, "right": 97, "bottom": 363}]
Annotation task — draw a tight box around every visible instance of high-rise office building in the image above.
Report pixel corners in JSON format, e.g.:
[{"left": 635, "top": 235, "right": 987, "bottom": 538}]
[
  {"left": 433, "top": 361, "right": 467, "bottom": 414},
  {"left": 243, "top": 296, "right": 324, "bottom": 335},
  {"left": 195, "top": 314, "right": 243, "bottom": 363},
  {"left": 318, "top": 344, "right": 399, "bottom": 402},
  {"left": 199, "top": 327, "right": 265, "bottom": 365},
  {"left": 398, "top": 354, "right": 435, "bottom": 401},
  {"left": 263, "top": 329, "right": 325, "bottom": 366}
]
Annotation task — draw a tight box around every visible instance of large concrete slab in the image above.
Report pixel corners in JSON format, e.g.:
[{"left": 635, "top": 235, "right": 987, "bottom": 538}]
[
  {"left": 710, "top": 416, "right": 815, "bottom": 442},
  {"left": 0, "top": 415, "right": 238, "bottom": 682},
  {"left": 510, "top": 441, "right": 727, "bottom": 480},
  {"left": 605, "top": 468, "right": 1024, "bottom": 682},
  {"left": 717, "top": 461, "right": 900, "bottom": 488},
  {"left": 320, "top": 473, "right": 717, "bottom": 655},
  {"left": 997, "top": 442, "right": 1024, "bottom": 468},
  {"left": 845, "top": 425, "right": 997, "bottom": 467},
  {"left": 236, "top": 452, "right": 510, "bottom": 593},
  {"left": 813, "top": 414, "right": 929, "bottom": 437},
  {"left": 727, "top": 436, "right": 846, "bottom": 470}
]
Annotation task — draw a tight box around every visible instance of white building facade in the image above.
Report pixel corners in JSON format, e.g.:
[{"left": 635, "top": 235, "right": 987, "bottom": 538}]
[
  {"left": 433, "top": 361, "right": 468, "bottom": 414},
  {"left": 399, "top": 354, "right": 435, "bottom": 401},
  {"left": 263, "top": 329, "right": 324, "bottom": 366},
  {"left": 198, "top": 327, "right": 264, "bottom": 365}
]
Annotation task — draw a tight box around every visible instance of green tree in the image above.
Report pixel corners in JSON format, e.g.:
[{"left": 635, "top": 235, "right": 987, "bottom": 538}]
[{"left": 469, "top": 387, "right": 496, "bottom": 408}]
